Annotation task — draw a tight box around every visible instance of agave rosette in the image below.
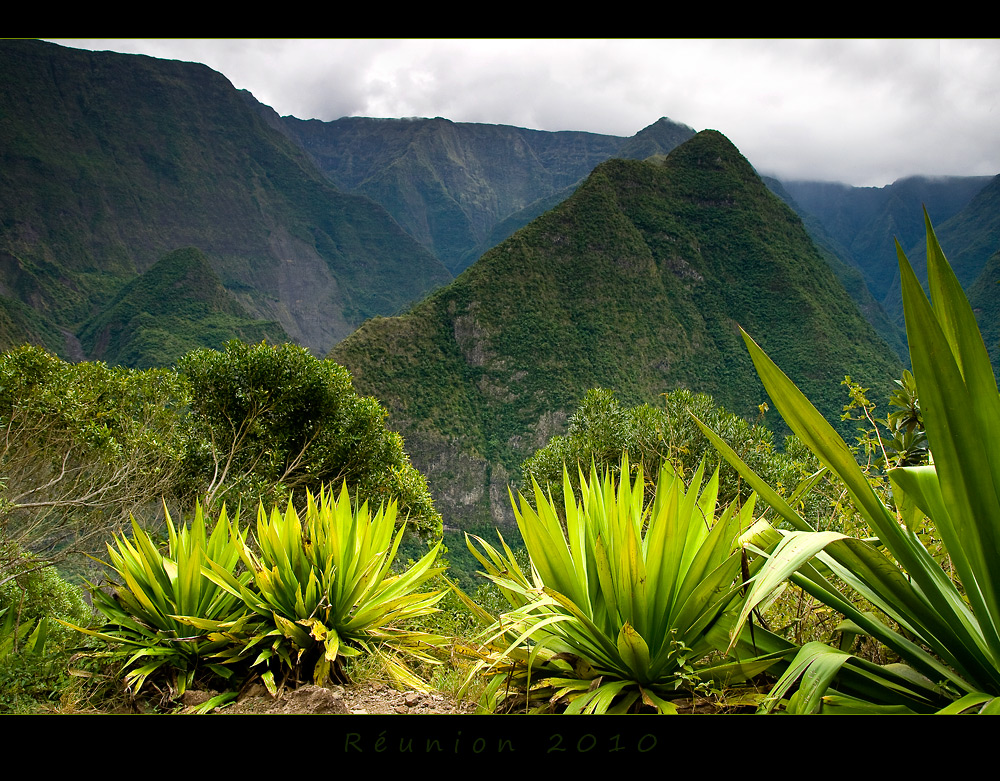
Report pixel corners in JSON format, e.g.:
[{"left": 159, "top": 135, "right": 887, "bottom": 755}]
[
  {"left": 66, "top": 503, "right": 250, "bottom": 694},
  {"left": 203, "top": 483, "right": 448, "bottom": 693},
  {"left": 465, "top": 454, "right": 767, "bottom": 714}
]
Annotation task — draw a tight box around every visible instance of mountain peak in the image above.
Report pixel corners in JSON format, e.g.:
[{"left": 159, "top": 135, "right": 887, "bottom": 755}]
[
  {"left": 667, "top": 129, "right": 756, "bottom": 170},
  {"left": 333, "top": 129, "right": 902, "bottom": 529},
  {"left": 618, "top": 117, "right": 696, "bottom": 160},
  {"left": 657, "top": 129, "right": 766, "bottom": 198}
]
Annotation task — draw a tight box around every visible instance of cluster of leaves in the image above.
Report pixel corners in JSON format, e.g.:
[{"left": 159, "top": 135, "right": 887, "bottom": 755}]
[
  {"left": 0, "top": 346, "right": 188, "bottom": 584},
  {"left": 70, "top": 486, "right": 447, "bottom": 702},
  {"left": 841, "top": 371, "right": 928, "bottom": 472},
  {"left": 0, "top": 549, "right": 92, "bottom": 712},
  {"left": 456, "top": 455, "right": 775, "bottom": 714},
  {"left": 703, "top": 215, "right": 1000, "bottom": 714},
  {"left": 180, "top": 341, "right": 440, "bottom": 536}
]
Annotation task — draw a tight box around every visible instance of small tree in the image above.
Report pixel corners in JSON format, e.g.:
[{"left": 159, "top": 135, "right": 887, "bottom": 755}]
[{"left": 180, "top": 341, "right": 441, "bottom": 536}]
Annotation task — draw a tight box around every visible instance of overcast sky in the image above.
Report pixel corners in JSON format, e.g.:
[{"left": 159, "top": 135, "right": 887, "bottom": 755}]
[{"left": 48, "top": 38, "right": 1000, "bottom": 187}]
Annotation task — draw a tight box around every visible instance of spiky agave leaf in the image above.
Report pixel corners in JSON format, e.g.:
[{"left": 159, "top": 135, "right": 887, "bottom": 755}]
[
  {"left": 704, "top": 215, "right": 1000, "bottom": 713},
  {"left": 61, "top": 502, "right": 251, "bottom": 695},
  {"left": 218, "top": 483, "right": 448, "bottom": 687}
]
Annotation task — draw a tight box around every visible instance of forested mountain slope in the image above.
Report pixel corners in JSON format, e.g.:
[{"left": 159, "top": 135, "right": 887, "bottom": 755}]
[
  {"left": 0, "top": 39, "right": 450, "bottom": 362},
  {"left": 267, "top": 110, "right": 696, "bottom": 274},
  {"left": 332, "top": 130, "right": 904, "bottom": 530}
]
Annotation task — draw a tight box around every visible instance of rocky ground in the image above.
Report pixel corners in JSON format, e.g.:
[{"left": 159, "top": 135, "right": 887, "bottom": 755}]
[{"left": 182, "top": 681, "right": 478, "bottom": 715}]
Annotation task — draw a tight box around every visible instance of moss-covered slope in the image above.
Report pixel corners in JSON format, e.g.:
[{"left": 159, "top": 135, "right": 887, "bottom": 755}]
[{"left": 78, "top": 247, "right": 289, "bottom": 368}]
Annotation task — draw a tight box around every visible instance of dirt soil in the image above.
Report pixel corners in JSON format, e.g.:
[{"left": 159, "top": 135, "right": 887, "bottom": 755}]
[{"left": 183, "top": 682, "right": 478, "bottom": 715}]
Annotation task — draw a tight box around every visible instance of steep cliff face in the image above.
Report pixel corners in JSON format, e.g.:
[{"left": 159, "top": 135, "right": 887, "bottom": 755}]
[
  {"left": 332, "top": 130, "right": 903, "bottom": 531},
  {"left": 0, "top": 39, "right": 451, "bottom": 360},
  {"left": 273, "top": 113, "right": 696, "bottom": 275}
]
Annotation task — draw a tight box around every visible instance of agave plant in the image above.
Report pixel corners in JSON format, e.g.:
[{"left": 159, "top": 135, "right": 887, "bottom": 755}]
[
  {"left": 66, "top": 503, "right": 250, "bottom": 695},
  {"left": 462, "top": 454, "right": 772, "bottom": 714},
  {"left": 700, "top": 214, "right": 1000, "bottom": 714},
  {"left": 202, "top": 484, "right": 448, "bottom": 694}
]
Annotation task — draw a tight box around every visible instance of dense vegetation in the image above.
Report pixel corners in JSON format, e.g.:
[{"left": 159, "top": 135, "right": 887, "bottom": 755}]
[
  {"left": 0, "top": 341, "right": 439, "bottom": 589},
  {"left": 4, "top": 40, "right": 999, "bottom": 717},
  {"left": 77, "top": 248, "right": 290, "bottom": 369},
  {"left": 332, "top": 130, "right": 904, "bottom": 534},
  {"left": 4, "top": 217, "right": 999, "bottom": 717}
]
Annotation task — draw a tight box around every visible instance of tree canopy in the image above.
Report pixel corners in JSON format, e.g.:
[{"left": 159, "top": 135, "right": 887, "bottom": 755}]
[
  {"left": 522, "top": 387, "right": 819, "bottom": 514},
  {"left": 179, "top": 341, "right": 440, "bottom": 536}
]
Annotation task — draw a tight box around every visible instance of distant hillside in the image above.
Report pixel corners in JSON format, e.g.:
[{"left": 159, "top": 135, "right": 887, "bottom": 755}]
[
  {"left": 0, "top": 39, "right": 450, "bottom": 362},
  {"left": 267, "top": 110, "right": 696, "bottom": 274},
  {"left": 78, "top": 247, "right": 289, "bottom": 368},
  {"left": 765, "top": 177, "right": 908, "bottom": 361},
  {"left": 881, "top": 175, "right": 1000, "bottom": 326},
  {"left": 332, "top": 130, "right": 903, "bottom": 532},
  {"left": 781, "top": 175, "right": 992, "bottom": 308}
]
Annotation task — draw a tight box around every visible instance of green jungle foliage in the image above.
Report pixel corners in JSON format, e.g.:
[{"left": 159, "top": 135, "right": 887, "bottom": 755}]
[
  {"left": 0, "top": 340, "right": 440, "bottom": 593},
  {"left": 0, "top": 551, "right": 93, "bottom": 713},
  {"left": 522, "top": 387, "right": 819, "bottom": 515},
  {"left": 0, "top": 345, "right": 189, "bottom": 585},
  {"left": 179, "top": 340, "right": 440, "bottom": 536}
]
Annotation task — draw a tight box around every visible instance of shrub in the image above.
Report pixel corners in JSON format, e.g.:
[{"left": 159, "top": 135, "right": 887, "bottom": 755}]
[
  {"left": 0, "top": 347, "right": 188, "bottom": 584},
  {"left": 180, "top": 340, "right": 441, "bottom": 537},
  {"left": 522, "top": 387, "right": 818, "bottom": 516},
  {"left": 202, "top": 485, "right": 448, "bottom": 695},
  {"left": 66, "top": 503, "right": 250, "bottom": 698}
]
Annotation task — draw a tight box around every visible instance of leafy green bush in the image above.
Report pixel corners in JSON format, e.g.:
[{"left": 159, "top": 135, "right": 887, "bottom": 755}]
[
  {"left": 0, "top": 346, "right": 188, "bottom": 583},
  {"left": 0, "top": 555, "right": 92, "bottom": 713},
  {"left": 462, "top": 454, "right": 769, "bottom": 714},
  {"left": 180, "top": 340, "right": 441, "bottom": 536},
  {"left": 522, "top": 388, "right": 818, "bottom": 517},
  {"left": 703, "top": 215, "right": 1000, "bottom": 714}
]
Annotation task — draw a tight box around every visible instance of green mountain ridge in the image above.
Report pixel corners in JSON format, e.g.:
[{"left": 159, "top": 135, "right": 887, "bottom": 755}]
[
  {"left": 331, "top": 130, "right": 904, "bottom": 532},
  {"left": 764, "top": 177, "right": 908, "bottom": 361},
  {"left": 267, "top": 110, "right": 697, "bottom": 275},
  {"left": 0, "top": 39, "right": 451, "bottom": 362},
  {"left": 781, "top": 175, "right": 993, "bottom": 307},
  {"left": 77, "top": 247, "right": 290, "bottom": 368},
  {"left": 882, "top": 175, "right": 1000, "bottom": 328}
]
